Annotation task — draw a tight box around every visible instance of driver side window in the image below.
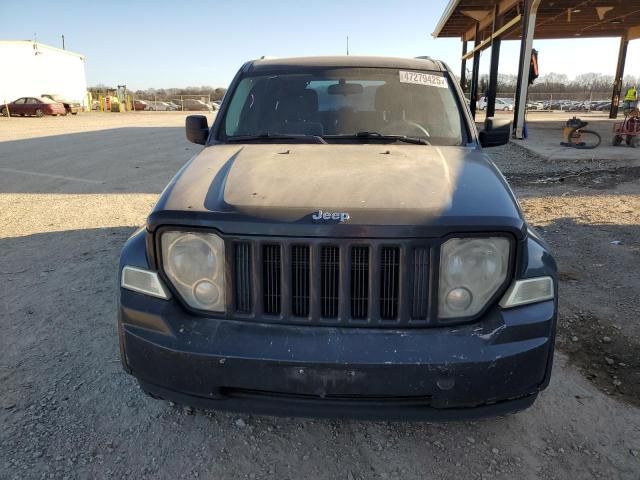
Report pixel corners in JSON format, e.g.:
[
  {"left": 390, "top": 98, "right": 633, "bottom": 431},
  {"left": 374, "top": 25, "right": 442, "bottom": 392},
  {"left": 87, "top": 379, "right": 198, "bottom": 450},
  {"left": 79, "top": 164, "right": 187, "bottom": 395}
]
[{"left": 224, "top": 79, "right": 255, "bottom": 136}]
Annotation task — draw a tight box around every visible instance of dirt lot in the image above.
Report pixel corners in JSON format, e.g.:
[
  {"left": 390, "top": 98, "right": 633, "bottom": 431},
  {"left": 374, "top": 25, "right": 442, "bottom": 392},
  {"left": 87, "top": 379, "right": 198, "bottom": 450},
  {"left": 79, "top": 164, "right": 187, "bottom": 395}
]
[{"left": 1, "top": 112, "right": 639, "bottom": 480}]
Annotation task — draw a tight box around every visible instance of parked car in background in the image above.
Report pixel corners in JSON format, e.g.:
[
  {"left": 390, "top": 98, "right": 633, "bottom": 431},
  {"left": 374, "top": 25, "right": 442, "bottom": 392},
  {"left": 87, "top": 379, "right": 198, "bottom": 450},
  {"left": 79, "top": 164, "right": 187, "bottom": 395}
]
[
  {"left": 182, "top": 99, "right": 213, "bottom": 111},
  {"left": 1, "top": 96, "right": 66, "bottom": 117},
  {"left": 542, "top": 100, "right": 566, "bottom": 111},
  {"left": 148, "top": 101, "right": 178, "bottom": 111},
  {"left": 41, "top": 94, "right": 81, "bottom": 115},
  {"left": 477, "top": 97, "right": 514, "bottom": 111},
  {"left": 207, "top": 101, "right": 220, "bottom": 111},
  {"left": 593, "top": 101, "right": 612, "bottom": 111},
  {"left": 132, "top": 100, "right": 151, "bottom": 111},
  {"left": 147, "top": 101, "right": 163, "bottom": 111},
  {"left": 167, "top": 101, "right": 182, "bottom": 111}
]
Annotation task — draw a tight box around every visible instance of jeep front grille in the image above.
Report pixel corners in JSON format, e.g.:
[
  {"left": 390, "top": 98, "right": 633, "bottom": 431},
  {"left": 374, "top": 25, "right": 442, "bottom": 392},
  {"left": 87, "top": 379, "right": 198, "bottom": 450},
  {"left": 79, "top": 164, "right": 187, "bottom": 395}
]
[{"left": 231, "top": 238, "right": 433, "bottom": 327}]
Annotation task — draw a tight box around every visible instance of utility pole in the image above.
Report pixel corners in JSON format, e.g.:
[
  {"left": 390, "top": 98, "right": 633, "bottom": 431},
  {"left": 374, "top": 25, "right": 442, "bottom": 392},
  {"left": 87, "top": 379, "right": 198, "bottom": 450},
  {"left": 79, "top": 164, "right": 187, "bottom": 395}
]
[
  {"left": 346, "top": 36, "right": 349, "bottom": 56},
  {"left": 61, "top": 35, "right": 65, "bottom": 50}
]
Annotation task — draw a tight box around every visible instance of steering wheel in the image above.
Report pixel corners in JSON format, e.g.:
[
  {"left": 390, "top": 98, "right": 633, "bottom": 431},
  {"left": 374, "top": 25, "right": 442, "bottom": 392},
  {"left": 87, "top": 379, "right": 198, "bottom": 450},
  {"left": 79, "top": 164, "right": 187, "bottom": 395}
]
[{"left": 380, "top": 120, "right": 430, "bottom": 138}]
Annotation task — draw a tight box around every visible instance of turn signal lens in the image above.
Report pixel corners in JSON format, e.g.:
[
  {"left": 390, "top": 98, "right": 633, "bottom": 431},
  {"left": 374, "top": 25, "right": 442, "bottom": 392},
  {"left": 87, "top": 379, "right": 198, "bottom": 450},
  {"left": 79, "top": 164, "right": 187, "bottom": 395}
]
[
  {"left": 500, "top": 277, "right": 554, "bottom": 308},
  {"left": 121, "top": 266, "right": 169, "bottom": 299}
]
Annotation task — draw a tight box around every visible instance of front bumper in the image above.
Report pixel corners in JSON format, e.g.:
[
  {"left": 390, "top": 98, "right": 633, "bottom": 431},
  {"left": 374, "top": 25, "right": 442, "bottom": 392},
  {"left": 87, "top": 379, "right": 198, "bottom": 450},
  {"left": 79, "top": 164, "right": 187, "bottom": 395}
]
[{"left": 119, "top": 287, "right": 556, "bottom": 420}]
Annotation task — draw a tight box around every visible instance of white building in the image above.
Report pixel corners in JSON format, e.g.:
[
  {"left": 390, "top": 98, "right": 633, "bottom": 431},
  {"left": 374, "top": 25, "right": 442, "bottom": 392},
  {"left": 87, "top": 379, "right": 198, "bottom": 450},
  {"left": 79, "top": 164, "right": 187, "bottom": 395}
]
[{"left": 0, "top": 40, "right": 88, "bottom": 107}]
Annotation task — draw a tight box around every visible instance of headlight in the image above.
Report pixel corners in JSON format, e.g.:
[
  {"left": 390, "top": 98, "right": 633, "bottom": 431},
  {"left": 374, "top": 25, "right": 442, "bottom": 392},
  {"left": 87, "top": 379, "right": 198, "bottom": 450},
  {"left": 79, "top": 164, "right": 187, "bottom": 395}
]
[
  {"left": 438, "top": 237, "right": 510, "bottom": 319},
  {"left": 161, "top": 231, "right": 225, "bottom": 312}
]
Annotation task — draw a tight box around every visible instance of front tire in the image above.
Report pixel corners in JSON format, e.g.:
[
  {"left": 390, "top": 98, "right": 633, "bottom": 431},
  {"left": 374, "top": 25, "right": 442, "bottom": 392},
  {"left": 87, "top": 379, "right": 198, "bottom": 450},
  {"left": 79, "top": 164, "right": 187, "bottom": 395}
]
[
  {"left": 35, "top": 109, "right": 44, "bottom": 117},
  {"left": 1, "top": 107, "right": 7, "bottom": 117}
]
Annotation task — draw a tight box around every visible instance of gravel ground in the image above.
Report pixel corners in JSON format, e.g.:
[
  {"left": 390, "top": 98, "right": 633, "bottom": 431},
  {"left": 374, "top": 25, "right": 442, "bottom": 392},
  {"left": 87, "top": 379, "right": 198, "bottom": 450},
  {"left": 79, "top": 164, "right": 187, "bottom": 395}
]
[
  {"left": 491, "top": 143, "right": 640, "bottom": 410},
  {"left": 1, "top": 113, "right": 639, "bottom": 480}
]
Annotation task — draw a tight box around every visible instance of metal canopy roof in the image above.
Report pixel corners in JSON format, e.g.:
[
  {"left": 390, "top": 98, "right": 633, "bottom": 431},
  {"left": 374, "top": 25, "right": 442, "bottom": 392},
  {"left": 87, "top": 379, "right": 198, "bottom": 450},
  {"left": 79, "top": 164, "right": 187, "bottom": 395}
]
[{"left": 433, "top": 0, "right": 640, "bottom": 41}]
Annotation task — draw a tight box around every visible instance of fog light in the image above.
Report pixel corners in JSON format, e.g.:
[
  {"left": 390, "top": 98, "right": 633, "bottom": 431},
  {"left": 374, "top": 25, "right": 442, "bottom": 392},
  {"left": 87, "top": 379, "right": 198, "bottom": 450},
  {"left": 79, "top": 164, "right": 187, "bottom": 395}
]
[
  {"left": 193, "top": 279, "right": 220, "bottom": 306},
  {"left": 446, "top": 287, "right": 472, "bottom": 311}
]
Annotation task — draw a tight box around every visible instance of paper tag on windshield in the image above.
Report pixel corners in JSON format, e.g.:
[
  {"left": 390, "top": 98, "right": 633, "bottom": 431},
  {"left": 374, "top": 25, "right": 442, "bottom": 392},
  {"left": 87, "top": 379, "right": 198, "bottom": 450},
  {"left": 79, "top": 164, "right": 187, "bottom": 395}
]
[{"left": 399, "top": 71, "right": 448, "bottom": 89}]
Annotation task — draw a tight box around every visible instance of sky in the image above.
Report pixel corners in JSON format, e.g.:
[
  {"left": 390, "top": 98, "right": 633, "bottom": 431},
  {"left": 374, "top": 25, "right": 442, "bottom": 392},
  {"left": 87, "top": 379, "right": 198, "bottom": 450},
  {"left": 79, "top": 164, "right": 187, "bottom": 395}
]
[{"left": 1, "top": 0, "right": 638, "bottom": 90}]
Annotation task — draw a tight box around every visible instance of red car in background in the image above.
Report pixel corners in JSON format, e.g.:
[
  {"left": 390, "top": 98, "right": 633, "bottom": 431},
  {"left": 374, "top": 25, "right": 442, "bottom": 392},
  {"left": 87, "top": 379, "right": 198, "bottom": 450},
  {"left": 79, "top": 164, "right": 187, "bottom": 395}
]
[
  {"left": 1, "top": 97, "right": 66, "bottom": 117},
  {"left": 132, "top": 100, "right": 151, "bottom": 111}
]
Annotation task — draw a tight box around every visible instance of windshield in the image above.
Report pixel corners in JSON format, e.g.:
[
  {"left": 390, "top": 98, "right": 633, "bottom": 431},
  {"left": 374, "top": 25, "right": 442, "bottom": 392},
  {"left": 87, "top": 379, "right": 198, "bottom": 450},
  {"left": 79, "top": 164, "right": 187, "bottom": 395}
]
[{"left": 220, "top": 67, "right": 465, "bottom": 145}]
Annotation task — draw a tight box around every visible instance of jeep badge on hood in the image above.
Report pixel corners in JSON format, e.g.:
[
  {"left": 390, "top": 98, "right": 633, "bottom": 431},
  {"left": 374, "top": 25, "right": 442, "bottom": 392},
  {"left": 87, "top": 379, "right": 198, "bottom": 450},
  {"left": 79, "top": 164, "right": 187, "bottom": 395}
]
[{"left": 312, "top": 210, "right": 350, "bottom": 222}]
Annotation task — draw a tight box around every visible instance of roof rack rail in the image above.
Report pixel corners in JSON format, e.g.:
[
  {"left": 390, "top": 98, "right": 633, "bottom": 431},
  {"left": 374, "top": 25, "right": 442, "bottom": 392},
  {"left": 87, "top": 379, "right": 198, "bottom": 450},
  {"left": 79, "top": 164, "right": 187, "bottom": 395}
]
[{"left": 414, "top": 56, "right": 433, "bottom": 61}]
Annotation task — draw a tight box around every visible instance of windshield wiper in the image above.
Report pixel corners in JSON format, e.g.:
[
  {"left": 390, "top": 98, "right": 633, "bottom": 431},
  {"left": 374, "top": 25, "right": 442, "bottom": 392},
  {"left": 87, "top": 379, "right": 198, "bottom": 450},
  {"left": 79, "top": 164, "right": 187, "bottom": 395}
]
[
  {"left": 226, "top": 133, "right": 327, "bottom": 144},
  {"left": 323, "top": 132, "right": 430, "bottom": 145}
]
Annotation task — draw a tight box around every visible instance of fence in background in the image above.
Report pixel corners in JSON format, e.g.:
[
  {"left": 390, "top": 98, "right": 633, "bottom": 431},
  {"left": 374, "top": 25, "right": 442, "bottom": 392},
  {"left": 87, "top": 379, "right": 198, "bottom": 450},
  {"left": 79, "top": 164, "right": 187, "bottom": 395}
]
[
  {"left": 485, "top": 91, "right": 612, "bottom": 112},
  {"left": 131, "top": 94, "right": 213, "bottom": 111}
]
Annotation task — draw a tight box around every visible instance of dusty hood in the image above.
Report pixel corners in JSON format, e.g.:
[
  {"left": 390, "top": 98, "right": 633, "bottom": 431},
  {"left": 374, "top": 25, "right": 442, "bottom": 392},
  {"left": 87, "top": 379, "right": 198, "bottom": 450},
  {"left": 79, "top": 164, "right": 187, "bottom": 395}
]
[{"left": 151, "top": 144, "right": 523, "bottom": 233}]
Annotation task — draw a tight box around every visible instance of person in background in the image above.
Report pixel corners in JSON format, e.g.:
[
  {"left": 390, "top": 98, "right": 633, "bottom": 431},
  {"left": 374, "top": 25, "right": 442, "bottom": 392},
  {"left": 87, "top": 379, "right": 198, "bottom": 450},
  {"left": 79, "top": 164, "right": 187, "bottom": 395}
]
[{"left": 623, "top": 85, "right": 638, "bottom": 112}]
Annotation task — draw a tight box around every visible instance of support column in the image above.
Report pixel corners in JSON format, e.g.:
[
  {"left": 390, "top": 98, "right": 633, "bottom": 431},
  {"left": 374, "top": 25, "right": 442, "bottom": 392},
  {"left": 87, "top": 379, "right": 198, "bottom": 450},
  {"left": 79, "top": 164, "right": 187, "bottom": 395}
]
[
  {"left": 610, "top": 34, "right": 628, "bottom": 119},
  {"left": 460, "top": 39, "right": 468, "bottom": 91},
  {"left": 469, "top": 23, "right": 481, "bottom": 118},
  {"left": 486, "top": 7, "right": 503, "bottom": 118},
  {"left": 513, "top": 0, "right": 541, "bottom": 139}
]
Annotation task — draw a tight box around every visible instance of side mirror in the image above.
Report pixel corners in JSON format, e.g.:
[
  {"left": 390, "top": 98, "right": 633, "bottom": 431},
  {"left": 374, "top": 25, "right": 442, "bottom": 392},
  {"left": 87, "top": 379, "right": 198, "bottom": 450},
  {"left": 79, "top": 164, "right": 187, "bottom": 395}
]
[
  {"left": 186, "top": 115, "right": 209, "bottom": 145},
  {"left": 479, "top": 117, "right": 511, "bottom": 148}
]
